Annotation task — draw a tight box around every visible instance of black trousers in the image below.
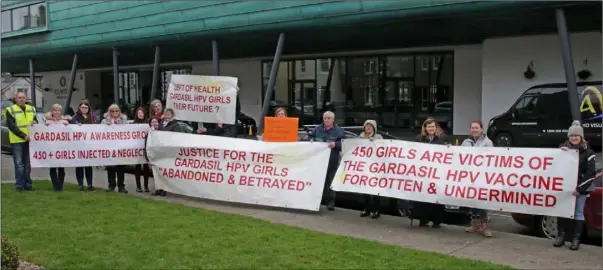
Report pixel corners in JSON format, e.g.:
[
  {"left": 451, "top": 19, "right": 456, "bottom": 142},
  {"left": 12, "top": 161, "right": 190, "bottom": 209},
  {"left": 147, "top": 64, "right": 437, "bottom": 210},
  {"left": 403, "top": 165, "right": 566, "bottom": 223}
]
[
  {"left": 134, "top": 164, "right": 150, "bottom": 189},
  {"left": 414, "top": 202, "right": 445, "bottom": 225},
  {"left": 322, "top": 165, "right": 337, "bottom": 203},
  {"left": 106, "top": 165, "right": 125, "bottom": 189},
  {"left": 363, "top": 194, "right": 381, "bottom": 212}
]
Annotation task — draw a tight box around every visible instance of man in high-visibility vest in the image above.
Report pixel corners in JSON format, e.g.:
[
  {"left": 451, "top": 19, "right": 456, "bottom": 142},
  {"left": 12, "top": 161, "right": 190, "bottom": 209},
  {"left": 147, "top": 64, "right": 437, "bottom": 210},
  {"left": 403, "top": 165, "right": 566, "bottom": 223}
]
[{"left": 5, "top": 92, "right": 38, "bottom": 191}]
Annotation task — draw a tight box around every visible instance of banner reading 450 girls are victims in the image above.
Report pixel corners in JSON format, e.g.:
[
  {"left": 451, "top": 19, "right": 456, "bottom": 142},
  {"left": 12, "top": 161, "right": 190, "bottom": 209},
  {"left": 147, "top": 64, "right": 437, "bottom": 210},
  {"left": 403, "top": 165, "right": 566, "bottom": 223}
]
[
  {"left": 332, "top": 139, "right": 580, "bottom": 218},
  {"left": 29, "top": 124, "right": 149, "bottom": 168},
  {"left": 146, "top": 131, "right": 331, "bottom": 211}
]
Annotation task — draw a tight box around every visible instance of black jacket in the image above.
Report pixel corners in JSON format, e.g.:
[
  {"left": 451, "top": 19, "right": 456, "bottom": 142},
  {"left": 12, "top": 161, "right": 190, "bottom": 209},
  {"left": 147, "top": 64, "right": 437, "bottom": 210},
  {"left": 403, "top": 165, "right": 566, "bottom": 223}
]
[
  {"left": 561, "top": 141, "right": 597, "bottom": 194},
  {"left": 415, "top": 133, "right": 448, "bottom": 145}
]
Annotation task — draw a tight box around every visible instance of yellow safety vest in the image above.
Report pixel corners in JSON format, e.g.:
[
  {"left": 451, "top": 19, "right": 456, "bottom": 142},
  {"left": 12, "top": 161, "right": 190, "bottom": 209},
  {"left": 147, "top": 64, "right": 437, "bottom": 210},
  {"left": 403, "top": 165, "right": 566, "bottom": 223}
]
[{"left": 4, "top": 104, "right": 36, "bottom": 144}]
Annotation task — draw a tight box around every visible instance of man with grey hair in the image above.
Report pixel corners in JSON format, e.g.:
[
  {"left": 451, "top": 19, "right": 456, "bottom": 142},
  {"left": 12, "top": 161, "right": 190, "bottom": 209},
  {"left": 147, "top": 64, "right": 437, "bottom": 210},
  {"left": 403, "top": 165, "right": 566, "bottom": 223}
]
[
  {"left": 310, "top": 110, "right": 345, "bottom": 211},
  {"left": 5, "top": 91, "right": 38, "bottom": 191}
]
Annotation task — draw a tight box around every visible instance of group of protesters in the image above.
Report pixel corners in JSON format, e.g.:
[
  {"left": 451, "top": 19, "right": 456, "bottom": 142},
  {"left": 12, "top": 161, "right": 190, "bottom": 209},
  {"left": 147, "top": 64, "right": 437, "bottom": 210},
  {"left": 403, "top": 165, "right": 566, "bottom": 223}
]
[{"left": 5, "top": 90, "right": 596, "bottom": 251}]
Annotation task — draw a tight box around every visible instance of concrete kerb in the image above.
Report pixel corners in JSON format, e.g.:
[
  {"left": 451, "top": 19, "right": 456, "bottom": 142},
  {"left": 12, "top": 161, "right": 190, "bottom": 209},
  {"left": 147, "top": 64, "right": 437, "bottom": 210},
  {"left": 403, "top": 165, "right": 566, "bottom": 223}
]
[{"left": 2, "top": 163, "right": 602, "bottom": 270}]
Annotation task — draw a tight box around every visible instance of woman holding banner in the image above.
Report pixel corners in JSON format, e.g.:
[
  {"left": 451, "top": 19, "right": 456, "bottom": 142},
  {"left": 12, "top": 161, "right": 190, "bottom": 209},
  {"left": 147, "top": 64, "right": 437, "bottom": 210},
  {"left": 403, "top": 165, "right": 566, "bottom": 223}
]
[
  {"left": 359, "top": 120, "right": 383, "bottom": 219},
  {"left": 410, "top": 118, "right": 447, "bottom": 228},
  {"left": 150, "top": 99, "right": 163, "bottom": 120},
  {"left": 461, "top": 120, "right": 494, "bottom": 237},
  {"left": 554, "top": 120, "right": 597, "bottom": 251},
  {"left": 132, "top": 107, "right": 151, "bottom": 193},
  {"left": 71, "top": 100, "right": 97, "bottom": 191},
  {"left": 44, "top": 104, "right": 71, "bottom": 191},
  {"left": 102, "top": 104, "right": 129, "bottom": 193}
]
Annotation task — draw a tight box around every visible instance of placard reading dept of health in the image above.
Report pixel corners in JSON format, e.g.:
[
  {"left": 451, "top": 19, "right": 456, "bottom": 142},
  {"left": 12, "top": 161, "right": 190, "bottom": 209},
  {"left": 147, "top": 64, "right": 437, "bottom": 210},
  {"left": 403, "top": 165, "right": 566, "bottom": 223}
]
[{"left": 166, "top": 75, "right": 239, "bottom": 125}]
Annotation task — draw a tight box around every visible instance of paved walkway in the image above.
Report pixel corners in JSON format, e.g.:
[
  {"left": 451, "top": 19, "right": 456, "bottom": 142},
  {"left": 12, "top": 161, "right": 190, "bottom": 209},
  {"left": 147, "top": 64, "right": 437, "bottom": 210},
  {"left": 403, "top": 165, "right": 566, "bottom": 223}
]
[{"left": 2, "top": 159, "right": 601, "bottom": 269}]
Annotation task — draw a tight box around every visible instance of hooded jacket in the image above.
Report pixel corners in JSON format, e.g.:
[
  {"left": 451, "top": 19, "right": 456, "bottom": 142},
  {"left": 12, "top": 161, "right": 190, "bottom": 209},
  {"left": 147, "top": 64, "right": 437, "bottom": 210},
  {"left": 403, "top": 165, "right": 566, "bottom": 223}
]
[
  {"left": 44, "top": 112, "right": 71, "bottom": 125},
  {"left": 359, "top": 120, "right": 383, "bottom": 139},
  {"left": 560, "top": 141, "right": 597, "bottom": 194}
]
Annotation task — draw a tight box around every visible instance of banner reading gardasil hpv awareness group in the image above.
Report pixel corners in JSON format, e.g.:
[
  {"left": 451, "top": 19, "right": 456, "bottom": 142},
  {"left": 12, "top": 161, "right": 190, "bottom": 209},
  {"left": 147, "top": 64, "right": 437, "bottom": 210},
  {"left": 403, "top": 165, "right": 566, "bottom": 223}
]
[
  {"left": 146, "top": 131, "right": 331, "bottom": 211},
  {"left": 331, "top": 139, "right": 579, "bottom": 218},
  {"left": 29, "top": 124, "right": 149, "bottom": 168}
]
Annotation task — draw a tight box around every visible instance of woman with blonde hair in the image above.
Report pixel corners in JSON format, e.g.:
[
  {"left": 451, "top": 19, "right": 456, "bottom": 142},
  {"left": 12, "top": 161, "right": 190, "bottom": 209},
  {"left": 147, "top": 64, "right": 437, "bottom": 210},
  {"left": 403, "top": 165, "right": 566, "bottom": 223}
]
[
  {"left": 44, "top": 103, "right": 71, "bottom": 191},
  {"left": 149, "top": 99, "right": 163, "bottom": 120},
  {"left": 101, "top": 104, "right": 129, "bottom": 193},
  {"left": 274, "top": 107, "right": 287, "bottom": 118},
  {"left": 407, "top": 118, "right": 448, "bottom": 228}
]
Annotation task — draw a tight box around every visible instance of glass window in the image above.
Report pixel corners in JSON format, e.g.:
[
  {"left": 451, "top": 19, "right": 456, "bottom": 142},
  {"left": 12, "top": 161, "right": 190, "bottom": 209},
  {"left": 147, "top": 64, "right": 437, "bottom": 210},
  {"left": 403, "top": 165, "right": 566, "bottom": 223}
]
[
  {"left": 386, "top": 56, "right": 414, "bottom": 77},
  {"left": 1, "top": 11, "right": 11, "bottom": 33},
  {"left": 514, "top": 95, "right": 539, "bottom": 116},
  {"left": 29, "top": 3, "right": 47, "bottom": 28},
  {"left": 319, "top": 59, "right": 330, "bottom": 73},
  {"left": 11, "top": 6, "right": 29, "bottom": 31},
  {"left": 419, "top": 57, "right": 429, "bottom": 71}
]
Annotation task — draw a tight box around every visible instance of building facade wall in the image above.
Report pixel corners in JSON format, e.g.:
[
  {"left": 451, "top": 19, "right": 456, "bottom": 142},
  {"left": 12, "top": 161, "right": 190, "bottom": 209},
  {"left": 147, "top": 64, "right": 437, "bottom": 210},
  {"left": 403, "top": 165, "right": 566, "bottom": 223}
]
[{"left": 20, "top": 31, "right": 601, "bottom": 135}]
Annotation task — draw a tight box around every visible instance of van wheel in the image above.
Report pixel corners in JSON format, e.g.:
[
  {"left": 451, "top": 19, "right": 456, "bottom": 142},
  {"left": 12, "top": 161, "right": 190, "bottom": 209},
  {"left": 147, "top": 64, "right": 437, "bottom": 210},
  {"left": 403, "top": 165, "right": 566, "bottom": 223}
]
[{"left": 495, "top": 132, "right": 512, "bottom": 147}]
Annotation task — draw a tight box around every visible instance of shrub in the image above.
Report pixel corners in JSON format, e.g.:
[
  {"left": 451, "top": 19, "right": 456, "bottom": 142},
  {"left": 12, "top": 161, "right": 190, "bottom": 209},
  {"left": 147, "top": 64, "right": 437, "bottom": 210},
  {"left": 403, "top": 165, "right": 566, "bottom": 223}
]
[{"left": 1, "top": 236, "right": 20, "bottom": 270}]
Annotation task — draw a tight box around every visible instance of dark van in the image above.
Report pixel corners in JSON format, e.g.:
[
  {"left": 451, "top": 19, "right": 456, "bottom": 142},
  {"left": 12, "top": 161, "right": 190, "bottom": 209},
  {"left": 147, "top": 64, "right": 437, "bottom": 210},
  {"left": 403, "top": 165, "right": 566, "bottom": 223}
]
[{"left": 487, "top": 81, "right": 602, "bottom": 148}]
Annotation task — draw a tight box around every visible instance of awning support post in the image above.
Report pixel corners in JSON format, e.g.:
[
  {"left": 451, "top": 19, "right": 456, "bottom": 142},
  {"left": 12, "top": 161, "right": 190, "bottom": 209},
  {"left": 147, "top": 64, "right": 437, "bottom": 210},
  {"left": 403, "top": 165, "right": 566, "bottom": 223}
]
[
  {"left": 28, "top": 58, "right": 36, "bottom": 108},
  {"left": 63, "top": 54, "right": 79, "bottom": 114},
  {"left": 212, "top": 40, "right": 220, "bottom": 76},
  {"left": 555, "top": 8, "right": 581, "bottom": 122},
  {"left": 258, "top": 33, "right": 286, "bottom": 135},
  {"left": 150, "top": 45, "right": 161, "bottom": 103},
  {"left": 322, "top": 58, "right": 336, "bottom": 109},
  {"left": 112, "top": 48, "right": 119, "bottom": 104}
]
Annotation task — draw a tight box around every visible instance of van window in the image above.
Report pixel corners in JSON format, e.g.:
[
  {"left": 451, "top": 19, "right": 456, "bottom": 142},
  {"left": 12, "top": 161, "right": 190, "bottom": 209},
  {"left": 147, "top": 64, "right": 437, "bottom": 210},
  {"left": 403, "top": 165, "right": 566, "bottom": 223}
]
[{"left": 514, "top": 95, "right": 539, "bottom": 116}]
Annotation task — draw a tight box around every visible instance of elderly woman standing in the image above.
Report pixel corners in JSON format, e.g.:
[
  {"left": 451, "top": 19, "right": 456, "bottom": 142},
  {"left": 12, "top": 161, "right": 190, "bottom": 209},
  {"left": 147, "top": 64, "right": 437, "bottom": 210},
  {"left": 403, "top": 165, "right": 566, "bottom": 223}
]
[
  {"left": 149, "top": 99, "right": 163, "bottom": 120},
  {"left": 44, "top": 104, "right": 71, "bottom": 191},
  {"left": 461, "top": 120, "right": 494, "bottom": 237},
  {"left": 101, "top": 104, "right": 129, "bottom": 193},
  {"left": 359, "top": 120, "right": 383, "bottom": 219},
  {"left": 554, "top": 120, "right": 597, "bottom": 251}
]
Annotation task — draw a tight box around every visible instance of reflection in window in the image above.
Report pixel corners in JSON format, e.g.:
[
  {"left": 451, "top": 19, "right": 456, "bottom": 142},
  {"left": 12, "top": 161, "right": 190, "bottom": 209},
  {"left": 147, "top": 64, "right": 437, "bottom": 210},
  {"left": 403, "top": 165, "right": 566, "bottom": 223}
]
[
  {"left": 11, "top": 6, "right": 28, "bottom": 31},
  {"left": 386, "top": 56, "right": 414, "bottom": 77},
  {"left": 1, "top": 11, "right": 11, "bottom": 33},
  {"left": 514, "top": 95, "right": 539, "bottom": 116},
  {"left": 319, "top": 59, "right": 330, "bottom": 73},
  {"left": 30, "top": 3, "right": 46, "bottom": 28},
  {"left": 3, "top": 3, "right": 47, "bottom": 33}
]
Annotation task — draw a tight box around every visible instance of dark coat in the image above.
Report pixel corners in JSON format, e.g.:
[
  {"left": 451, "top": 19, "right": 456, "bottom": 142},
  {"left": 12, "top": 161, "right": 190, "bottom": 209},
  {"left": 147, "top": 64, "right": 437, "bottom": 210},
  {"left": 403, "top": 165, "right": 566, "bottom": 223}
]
[
  {"left": 561, "top": 141, "right": 597, "bottom": 194},
  {"left": 310, "top": 123, "right": 345, "bottom": 170},
  {"left": 415, "top": 134, "right": 448, "bottom": 145}
]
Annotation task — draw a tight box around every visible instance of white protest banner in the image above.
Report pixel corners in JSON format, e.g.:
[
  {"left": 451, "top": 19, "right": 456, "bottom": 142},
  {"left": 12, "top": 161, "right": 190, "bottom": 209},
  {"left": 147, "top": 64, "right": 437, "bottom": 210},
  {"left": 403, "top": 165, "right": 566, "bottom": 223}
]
[
  {"left": 166, "top": 74, "right": 238, "bottom": 124},
  {"left": 30, "top": 124, "right": 149, "bottom": 168},
  {"left": 332, "top": 139, "right": 579, "bottom": 218},
  {"left": 146, "top": 131, "right": 331, "bottom": 211}
]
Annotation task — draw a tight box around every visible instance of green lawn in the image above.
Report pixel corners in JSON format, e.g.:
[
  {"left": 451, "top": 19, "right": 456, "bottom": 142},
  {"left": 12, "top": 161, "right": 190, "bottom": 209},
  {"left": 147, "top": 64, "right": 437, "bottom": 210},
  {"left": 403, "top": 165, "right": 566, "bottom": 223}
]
[{"left": 2, "top": 181, "right": 512, "bottom": 269}]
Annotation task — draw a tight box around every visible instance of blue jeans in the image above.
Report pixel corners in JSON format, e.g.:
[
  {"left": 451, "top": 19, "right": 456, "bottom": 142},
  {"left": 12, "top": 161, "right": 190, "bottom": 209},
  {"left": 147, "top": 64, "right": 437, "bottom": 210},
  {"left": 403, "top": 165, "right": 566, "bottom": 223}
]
[
  {"left": 574, "top": 195, "right": 588, "bottom": 221},
  {"left": 471, "top": 208, "right": 489, "bottom": 220},
  {"left": 75, "top": 167, "right": 93, "bottom": 187},
  {"left": 49, "top": 167, "right": 65, "bottom": 191},
  {"left": 11, "top": 142, "right": 32, "bottom": 190}
]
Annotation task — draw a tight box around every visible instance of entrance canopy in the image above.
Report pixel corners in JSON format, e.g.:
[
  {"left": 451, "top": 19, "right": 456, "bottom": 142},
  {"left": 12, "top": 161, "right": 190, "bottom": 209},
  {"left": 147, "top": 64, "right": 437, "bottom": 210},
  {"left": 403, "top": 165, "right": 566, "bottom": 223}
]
[{"left": 1, "top": 1, "right": 600, "bottom": 73}]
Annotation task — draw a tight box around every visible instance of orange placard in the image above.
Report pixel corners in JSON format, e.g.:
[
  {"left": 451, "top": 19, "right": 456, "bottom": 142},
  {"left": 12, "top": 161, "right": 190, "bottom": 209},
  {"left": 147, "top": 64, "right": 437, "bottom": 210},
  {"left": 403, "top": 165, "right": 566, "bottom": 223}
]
[{"left": 263, "top": 117, "right": 299, "bottom": 142}]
